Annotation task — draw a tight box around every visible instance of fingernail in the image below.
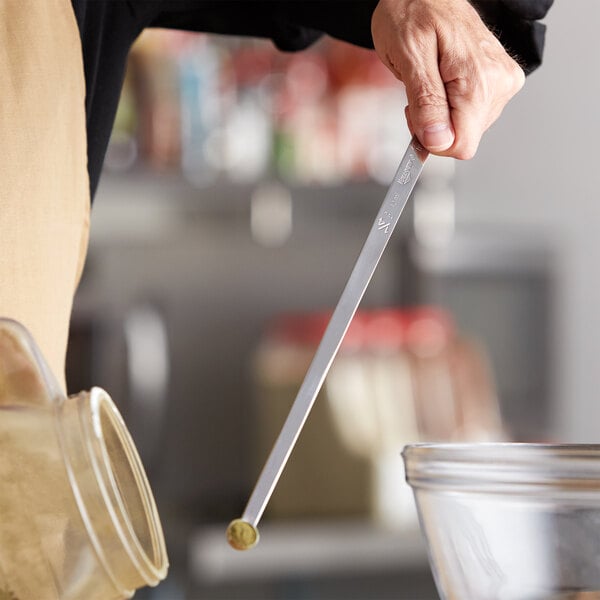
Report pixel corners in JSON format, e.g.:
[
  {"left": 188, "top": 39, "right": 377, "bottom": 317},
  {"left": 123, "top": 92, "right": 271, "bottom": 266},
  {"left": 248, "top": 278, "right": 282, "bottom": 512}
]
[{"left": 423, "top": 123, "right": 454, "bottom": 150}]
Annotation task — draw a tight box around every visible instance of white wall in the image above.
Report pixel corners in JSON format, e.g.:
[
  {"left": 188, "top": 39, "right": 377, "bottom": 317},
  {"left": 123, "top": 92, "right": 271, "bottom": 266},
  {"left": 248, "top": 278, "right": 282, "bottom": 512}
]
[{"left": 454, "top": 0, "right": 600, "bottom": 440}]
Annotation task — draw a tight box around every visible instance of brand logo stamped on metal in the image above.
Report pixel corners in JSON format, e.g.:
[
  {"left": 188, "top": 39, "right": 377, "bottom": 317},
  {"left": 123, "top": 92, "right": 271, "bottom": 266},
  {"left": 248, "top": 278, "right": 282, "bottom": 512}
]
[{"left": 397, "top": 155, "right": 415, "bottom": 185}]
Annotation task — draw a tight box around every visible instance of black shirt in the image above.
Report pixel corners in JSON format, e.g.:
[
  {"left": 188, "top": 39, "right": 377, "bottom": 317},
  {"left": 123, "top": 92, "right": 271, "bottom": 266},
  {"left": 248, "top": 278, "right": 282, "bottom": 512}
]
[{"left": 69, "top": 0, "right": 553, "bottom": 199}]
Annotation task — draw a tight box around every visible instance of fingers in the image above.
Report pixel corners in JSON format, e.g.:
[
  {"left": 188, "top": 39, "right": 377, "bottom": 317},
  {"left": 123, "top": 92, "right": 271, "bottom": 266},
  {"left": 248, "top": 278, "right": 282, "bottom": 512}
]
[
  {"left": 371, "top": 0, "right": 527, "bottom": 161},
  {"left": 441, "top": 51, "right": 525, "bottom": 159},
  {"left": 402, "top": 38, "right": 455, "bottom": 153},
  {"left": 439, "top": 30, "right": 525, "bottom": 158}
]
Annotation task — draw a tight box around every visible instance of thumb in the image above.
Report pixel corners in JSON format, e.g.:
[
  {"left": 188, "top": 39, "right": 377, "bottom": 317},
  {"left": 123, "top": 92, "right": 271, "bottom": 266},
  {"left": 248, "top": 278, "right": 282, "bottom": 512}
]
[{"left": 405, "top": 67, "right": 455, "bottom": 153}]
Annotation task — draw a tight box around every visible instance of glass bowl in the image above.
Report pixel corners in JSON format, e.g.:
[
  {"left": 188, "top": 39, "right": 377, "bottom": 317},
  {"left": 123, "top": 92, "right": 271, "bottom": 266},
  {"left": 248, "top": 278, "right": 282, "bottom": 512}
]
[{"left": 403, "top": 443, "right": 600, "bottom": 600}]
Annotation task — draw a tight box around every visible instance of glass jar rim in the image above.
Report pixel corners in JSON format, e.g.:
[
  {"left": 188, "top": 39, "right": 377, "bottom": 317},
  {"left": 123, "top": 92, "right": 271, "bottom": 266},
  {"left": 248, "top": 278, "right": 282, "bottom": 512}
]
[
  {"left": 57, "top": 387, "right": 168, "bottom": 593},
  {"left": 403, "top": 443, "right": 600, "bottom": 491},
  {"left": 87, "top": 387, "right": 168, "bottom": 586}
]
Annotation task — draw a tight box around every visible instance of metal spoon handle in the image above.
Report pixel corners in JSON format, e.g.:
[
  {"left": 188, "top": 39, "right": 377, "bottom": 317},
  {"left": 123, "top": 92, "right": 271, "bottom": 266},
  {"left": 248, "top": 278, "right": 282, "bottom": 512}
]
[{"left": 242, "top": 137, "right": 428, "bottom": 527}]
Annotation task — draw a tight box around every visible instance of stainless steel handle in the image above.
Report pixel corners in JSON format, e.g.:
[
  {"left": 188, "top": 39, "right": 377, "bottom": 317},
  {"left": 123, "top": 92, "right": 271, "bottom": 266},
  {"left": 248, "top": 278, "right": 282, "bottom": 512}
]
[{"left": 240, "top": 137, "right": 429, "bottom": 529}]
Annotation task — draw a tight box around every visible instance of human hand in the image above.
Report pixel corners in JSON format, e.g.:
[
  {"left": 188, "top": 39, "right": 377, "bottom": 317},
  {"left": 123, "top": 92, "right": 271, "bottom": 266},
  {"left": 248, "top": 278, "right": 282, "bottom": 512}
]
[{"left": 371, "top": 0, "right": 526, "bottom": 159}]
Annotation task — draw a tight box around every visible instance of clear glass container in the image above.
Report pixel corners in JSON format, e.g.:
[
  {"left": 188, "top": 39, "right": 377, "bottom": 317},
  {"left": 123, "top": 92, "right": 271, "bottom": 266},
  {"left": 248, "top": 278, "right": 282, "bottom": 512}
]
[
  {"left": 403, "top": 443, "right": 600, "bottom": 600},
  {"left": 0, "top": 318, "right": 168, "bottom": 599}
]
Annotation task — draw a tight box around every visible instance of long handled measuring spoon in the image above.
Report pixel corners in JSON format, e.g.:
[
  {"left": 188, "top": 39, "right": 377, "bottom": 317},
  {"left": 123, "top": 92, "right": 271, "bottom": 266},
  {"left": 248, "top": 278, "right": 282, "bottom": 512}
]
[{"left": 227, "top": 136, "right": 429, "bottom": 551}]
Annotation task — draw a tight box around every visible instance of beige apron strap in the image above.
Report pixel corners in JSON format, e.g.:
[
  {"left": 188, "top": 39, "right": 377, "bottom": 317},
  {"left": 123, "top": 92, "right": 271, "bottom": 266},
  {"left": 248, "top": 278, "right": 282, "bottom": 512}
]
[{"left": 0, "top": 0, "right": 90, "bottom": 391}]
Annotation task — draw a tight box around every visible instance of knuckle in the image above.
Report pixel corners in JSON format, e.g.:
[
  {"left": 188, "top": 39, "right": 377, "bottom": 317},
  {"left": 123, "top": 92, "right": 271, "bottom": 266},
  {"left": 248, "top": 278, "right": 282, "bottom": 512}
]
[
  {"left": 447, "top": 74, "right": 487, "bottom": 107},
  {"left": 412, "top": 90, "right": 448, "bottom": 110},
  {"left": 510, "top": 62, "right": 526, "bottom": 91},
  {"left": 495, "top": 56, "right": 525, "bottom": 95},
  {"left": 458, "top": 137, "right": 479, "bottom": 160},
  {"left": 464, "top": 60, "right": 522, "bottom": 107},
  {"left": 454, "top": 146, "right": 476, "bottom": 161},
  {"left": 433, "top": 145, "right": 475, "bottom": 160},
  {"left": 449, "top": 134, "right": 479, "bottom": 160},
  {"left": 383, "top": 52, "right": 405, "bottom": 82},
  {"left": 456, "top": 51, "right": 525, "bottom": 104}
]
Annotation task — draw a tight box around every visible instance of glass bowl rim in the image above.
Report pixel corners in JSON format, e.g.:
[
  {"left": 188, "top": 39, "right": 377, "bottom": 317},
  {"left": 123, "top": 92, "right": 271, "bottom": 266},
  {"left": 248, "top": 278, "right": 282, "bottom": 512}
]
[{"left": 403, "top": 443, "right": 600, "bottom": 491}]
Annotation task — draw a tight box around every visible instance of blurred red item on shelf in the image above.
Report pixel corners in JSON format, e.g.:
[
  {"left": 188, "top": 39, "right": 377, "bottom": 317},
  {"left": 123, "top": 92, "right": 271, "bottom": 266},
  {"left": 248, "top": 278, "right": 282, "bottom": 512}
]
[
  {"left": 230, "top": 42, "right": 276, "bottom": 88},
  {"left": 129, "top": 29, "right": 183, "bottom": 170},
  {"left": 264, "top": 306, "right": 454, "bottom": 353},
  {"left": 253, "top": 304, "right": 505, "bottom": 523}
]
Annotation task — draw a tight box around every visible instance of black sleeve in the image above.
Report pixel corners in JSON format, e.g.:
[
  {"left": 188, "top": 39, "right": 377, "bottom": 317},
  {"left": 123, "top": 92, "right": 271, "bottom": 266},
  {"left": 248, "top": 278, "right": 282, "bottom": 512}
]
[
  {"left": 147, "top": 1, "right": 378, "bottom": 51},
  {"left": 470, "top": 0, "right": 554, "bottom": 74},
  {"left": 149, "top": 1, "right": 552, "bottom": 73}
]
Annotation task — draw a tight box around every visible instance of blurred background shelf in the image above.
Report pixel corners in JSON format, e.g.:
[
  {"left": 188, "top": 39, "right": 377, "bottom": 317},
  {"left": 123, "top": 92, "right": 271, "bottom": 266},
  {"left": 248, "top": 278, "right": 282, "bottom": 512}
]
[
  {"left": 190, "top": 521, "right": 428, "bottom": 583},
  {"left": 187, "top": 521, "right": 436, "bottom": 600}
]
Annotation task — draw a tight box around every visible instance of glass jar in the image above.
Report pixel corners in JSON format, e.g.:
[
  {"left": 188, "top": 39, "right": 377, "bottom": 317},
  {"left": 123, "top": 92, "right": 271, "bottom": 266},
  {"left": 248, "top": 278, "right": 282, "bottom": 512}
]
[
  {"left": 0, "top": 319, "right": 168, "bottom": 599},
  {"left": 404, "top": 443, "right": 600, "bottom": 600}
]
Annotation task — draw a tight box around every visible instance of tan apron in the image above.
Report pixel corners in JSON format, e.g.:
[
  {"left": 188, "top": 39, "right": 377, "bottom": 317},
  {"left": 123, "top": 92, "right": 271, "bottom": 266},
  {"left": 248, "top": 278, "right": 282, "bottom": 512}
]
[{"left": 0, "top": 0, "right": 90, "bottom": 391}]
